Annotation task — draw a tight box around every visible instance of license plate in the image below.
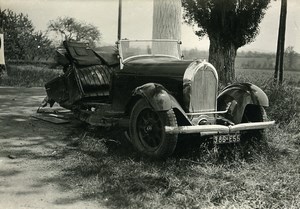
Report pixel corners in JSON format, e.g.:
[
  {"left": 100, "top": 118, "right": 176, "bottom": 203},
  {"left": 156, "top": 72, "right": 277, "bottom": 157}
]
[{"left": 213, "top": 134, "right": 240, "bottom": 145}]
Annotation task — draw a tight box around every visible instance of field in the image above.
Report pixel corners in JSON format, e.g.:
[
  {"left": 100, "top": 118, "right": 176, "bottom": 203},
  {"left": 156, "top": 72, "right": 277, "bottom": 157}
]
[
  {"left": 1, "top": 64, "right": 300, "bottom": 208},
  {"left": 236, "top": 68, "right": 300, "bottom": 87}
]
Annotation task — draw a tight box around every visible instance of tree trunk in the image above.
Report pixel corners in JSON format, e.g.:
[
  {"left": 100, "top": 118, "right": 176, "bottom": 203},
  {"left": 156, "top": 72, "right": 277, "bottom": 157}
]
[
  {"left": 152, "top": 0, "right": 181, "bottom": 40},
  {"left": 152, "top": 0, "right": 181, "bottom": 55},
  {"left": 208, "top": 36, "right": 237, "bottom": 85}
]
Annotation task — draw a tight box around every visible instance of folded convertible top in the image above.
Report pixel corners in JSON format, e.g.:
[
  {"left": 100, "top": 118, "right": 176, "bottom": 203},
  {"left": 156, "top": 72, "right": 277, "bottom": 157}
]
[
  {"left": 60, "top": 41, "right": 119, "bottom": 67},
  {"left": 94, "top": 46, "right": 119, "bottom": 66}
]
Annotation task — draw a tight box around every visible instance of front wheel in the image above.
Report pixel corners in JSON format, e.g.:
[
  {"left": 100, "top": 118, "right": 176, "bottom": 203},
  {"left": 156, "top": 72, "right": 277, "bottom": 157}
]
[{"left": 129, "top": 99, "right": 178, "bottom": 159}]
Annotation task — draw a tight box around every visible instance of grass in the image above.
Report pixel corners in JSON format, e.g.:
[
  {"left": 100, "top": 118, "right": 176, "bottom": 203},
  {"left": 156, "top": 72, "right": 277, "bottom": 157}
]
[{"left": 56, "top": 124, "right": 300, "bottom": 209}]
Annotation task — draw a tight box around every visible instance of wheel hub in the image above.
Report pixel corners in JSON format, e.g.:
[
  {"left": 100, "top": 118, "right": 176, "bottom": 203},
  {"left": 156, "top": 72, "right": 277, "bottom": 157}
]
[{"left": 144, "top": 125, "right": 153, "bottom": 133}]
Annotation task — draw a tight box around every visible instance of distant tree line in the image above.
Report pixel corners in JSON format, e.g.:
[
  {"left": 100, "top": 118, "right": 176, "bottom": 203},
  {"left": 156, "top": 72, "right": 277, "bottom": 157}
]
[{"left": 183, "top": 46, "right": 299, "bottom": 70}]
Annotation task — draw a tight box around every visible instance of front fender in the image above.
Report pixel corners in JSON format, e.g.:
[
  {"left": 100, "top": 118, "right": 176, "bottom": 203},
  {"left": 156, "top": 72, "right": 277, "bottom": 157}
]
[
  {"left": 132, "top": 83, "right": 174, "bottom": 111},
  {"left": 217, "top": 83, "right": 269, "bottom": 123},
  {"left": 130, "top": 83, "right": 192, "bottom": 125}
]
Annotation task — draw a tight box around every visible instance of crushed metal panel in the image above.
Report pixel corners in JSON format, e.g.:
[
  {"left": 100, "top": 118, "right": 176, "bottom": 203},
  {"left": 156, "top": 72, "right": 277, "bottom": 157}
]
[{"left": 31, "top": 114, "right": 70, "bottom": 124}]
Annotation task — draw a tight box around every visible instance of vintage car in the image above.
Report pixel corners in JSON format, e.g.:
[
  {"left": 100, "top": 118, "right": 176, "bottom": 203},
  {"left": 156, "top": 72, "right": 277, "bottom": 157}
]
[{"left": 43, "top": 39, "right": 275, "bottom": 158}]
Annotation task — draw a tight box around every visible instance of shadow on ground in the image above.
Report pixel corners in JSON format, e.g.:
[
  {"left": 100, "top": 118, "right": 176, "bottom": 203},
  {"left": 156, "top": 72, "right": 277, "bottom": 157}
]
[{"left": 0, "top": 87, "right": 102, "bottom": 208}]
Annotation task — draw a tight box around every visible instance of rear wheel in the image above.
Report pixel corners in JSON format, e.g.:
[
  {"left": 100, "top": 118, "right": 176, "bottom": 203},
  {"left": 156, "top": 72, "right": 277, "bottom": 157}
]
[{"left": 129, "top": 99, "right": 178, "bottom": 159}]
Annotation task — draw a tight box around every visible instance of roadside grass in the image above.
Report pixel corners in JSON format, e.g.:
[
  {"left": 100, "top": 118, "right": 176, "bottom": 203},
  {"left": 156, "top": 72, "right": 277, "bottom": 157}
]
[
  {"left": 0, "top": 64, "right": 61, "bottom": 87},
  {"left": 57, "top": 124, "right": 300, "bottom": 209}
]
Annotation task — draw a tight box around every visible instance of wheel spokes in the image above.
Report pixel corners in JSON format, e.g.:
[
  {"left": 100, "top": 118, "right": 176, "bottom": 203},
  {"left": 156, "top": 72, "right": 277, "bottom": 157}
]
[{"left": 137, "top": 108, "right": 163, "bottom": 149}]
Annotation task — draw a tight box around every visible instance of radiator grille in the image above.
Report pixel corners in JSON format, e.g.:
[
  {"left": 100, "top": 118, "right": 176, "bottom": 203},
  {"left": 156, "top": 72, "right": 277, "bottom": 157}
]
[{"left": 184, "top": 61, "right": 218, "bottom": 113}]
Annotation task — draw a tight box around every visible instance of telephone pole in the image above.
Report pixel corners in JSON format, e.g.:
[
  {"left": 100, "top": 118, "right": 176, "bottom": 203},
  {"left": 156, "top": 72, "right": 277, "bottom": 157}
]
[
  {"left": 274, "top": 0, "right": 287, "bottom": 85},
  {"left": 117, "top": 0, "right": 122, "bottom": 41}
]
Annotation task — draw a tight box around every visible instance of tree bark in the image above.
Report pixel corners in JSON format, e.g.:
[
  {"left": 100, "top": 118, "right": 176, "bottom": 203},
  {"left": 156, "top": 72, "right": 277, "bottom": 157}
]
[
  {"left": 152, "top": 0, "right": 181, "bottom": 55},
  {"left": 152, "top": 0, "right": 181, "bottom": 40},
  {"left": 208, "top": 36, "right": 236, "bottom": 85}
]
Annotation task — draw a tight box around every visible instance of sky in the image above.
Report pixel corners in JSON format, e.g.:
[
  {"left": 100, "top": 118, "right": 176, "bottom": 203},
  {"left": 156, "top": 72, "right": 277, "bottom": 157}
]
[{"left": 0, "top": 0, "right": 299, "bottom": 53}]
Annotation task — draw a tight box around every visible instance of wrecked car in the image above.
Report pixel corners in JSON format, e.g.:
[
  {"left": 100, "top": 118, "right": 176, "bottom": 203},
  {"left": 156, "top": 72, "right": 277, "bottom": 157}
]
[{"left": 43, "top": 39, "right": 275, "bottom": 158}]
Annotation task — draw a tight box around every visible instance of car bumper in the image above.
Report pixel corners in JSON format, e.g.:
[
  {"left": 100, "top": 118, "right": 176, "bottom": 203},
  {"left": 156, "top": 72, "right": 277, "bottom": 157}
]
[{"left": 165, "top": 121, "right": 275, "bottom": 135}]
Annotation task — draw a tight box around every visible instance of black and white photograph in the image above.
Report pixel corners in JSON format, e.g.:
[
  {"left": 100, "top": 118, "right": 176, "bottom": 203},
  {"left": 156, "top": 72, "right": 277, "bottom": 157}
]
[{"left": 0, "top": 0, "right": 299, "bottom": 208}]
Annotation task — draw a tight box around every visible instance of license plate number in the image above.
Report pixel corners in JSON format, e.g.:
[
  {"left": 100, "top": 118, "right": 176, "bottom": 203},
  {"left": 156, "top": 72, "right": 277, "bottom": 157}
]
[{"left": 213, "top": 134, "right": 240, "bottom": 145}]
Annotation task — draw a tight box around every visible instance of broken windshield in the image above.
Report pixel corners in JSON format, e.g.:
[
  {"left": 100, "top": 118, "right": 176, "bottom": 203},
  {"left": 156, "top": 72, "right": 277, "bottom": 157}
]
[{"left": 118, "top": 40, "right": 181, "bottom": 62}]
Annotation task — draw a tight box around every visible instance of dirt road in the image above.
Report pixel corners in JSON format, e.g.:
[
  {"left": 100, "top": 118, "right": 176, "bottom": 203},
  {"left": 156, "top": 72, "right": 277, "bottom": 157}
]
[{"left": 0, "top": 87, "right": 105, "bottom": 209}]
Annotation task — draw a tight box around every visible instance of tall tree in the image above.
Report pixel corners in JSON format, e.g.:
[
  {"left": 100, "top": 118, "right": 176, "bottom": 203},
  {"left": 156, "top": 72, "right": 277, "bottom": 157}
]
[
  {"left": 152, "top": 0, "right": 182, "bottom": 56},
  {"left": 152, "top": 0, "right": 181, "bottom": 40},
  {"left": 47, "top": 17, "right": 101, "bottom": 47},
  {"left": 182, "top": 0, "right": 270, "bottom": 84}
]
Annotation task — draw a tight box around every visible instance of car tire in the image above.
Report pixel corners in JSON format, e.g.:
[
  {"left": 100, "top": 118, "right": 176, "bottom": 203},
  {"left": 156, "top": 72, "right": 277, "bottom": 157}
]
[
  {"left": 240, "top": 105, "right": 269, "bottom": 157},
  {"left": 129, "top": 99, "right": 178, "bottom": 159}
]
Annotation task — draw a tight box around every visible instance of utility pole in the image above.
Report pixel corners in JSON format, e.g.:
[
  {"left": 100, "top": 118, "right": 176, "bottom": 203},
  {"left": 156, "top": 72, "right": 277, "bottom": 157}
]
[
  {"left": 117, "top": 0, "right": 122, "bottom": 41},
  {"left": 274, "top": 0, "right": 287, "bottom": 85}
]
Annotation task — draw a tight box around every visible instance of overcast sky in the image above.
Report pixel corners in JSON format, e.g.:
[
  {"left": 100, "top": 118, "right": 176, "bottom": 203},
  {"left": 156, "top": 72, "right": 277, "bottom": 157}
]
[{"left": 0, "top": 0, "right": 299, "bottom": 53}]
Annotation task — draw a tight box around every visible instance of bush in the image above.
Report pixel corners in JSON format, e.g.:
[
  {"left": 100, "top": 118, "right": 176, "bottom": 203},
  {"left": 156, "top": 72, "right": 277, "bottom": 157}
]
[
  {"left": 263, "top": 82, "right": 299, "bottom": 126},
  {"left": 0, "top": 64, "right": 61, "bottom": 87}
]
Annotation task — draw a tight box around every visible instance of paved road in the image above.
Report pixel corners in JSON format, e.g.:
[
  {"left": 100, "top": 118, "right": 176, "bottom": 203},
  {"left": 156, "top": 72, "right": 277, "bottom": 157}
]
[{"left": 0, "top": 87, "right": 104, "bottom": 209}]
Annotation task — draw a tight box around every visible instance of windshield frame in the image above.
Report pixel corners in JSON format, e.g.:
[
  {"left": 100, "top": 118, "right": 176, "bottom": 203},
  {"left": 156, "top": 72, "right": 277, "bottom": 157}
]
[{"left": 117, "top": 39, "right": 182, "bottom": 68}]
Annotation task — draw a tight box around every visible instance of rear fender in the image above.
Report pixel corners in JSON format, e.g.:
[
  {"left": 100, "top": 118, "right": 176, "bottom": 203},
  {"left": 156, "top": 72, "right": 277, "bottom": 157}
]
[{"left": 217, "top": 83, "right": 269, "bottom": 123}]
